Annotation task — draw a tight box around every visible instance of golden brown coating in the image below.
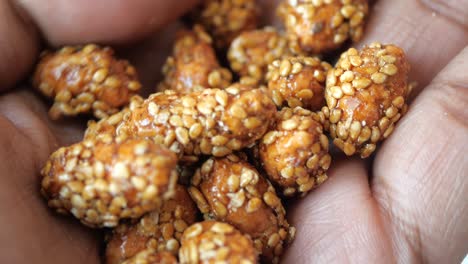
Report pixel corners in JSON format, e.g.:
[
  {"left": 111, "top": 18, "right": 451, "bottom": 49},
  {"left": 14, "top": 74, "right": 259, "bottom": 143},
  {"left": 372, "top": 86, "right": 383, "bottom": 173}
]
[
  {"left": 323, "top": 43, "right": 411, "bottom": 158},
  {"left": 228, "top": 27, "right": 291, "bottom": 82},
  {"left": 33, "top": 44, "right": 142, "bottom": 120},
  {"left": 105, "top": 185, "right": 199, "bottom": 263},
  {"left": 179, "top": 221, "right": 257, "bottom": 264},
  {"left": 40, "top": 138, "right": 178, "bottom": 228},
  {"left": 121, "top": 249, "right": 177, "bottom": 264},
  {"left": 191, "top": 0, "right": 259, "bottom": 49},
  {"left": 189, "top": 156, "right": 295, "bottom": 263},
  {"left": 158, "top": 25, "right": 232, "bottom": 94},
  {"left": 277, "top": 0, "right": 369, "bottom": 54},
  {"left": 266, "top": 56, "right": 332, "bottom": 111},
  {"left": 122, "top": 249, "right": 177, "bottom": 264},
  {"left": 120, "top": 86, "right": 277, "bottom": 163},
  {"left": 257, "top": 107, "right": 331, "bottom": 197},
  {"left": 84, "top": 95, "right": 144, "bottom": 141}
]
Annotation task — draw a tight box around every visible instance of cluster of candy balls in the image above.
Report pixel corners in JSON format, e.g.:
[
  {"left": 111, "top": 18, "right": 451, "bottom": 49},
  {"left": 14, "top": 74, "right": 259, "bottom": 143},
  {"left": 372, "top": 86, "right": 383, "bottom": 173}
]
[{"left": 33, "top": 0, "right": 412, "bottom": 263}]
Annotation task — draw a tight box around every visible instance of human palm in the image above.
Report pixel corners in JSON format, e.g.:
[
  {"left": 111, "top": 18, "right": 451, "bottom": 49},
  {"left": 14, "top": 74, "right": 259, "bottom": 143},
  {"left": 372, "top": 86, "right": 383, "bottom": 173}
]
[{"left": 0, "top": 0, "right": 466, "bottom": 263}]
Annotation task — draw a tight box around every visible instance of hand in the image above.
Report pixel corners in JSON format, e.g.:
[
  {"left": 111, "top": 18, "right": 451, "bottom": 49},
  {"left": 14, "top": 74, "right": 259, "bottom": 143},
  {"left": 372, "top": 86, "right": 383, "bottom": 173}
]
[{"left": 0, "top": 0, "right": 466, "bottom": 263}]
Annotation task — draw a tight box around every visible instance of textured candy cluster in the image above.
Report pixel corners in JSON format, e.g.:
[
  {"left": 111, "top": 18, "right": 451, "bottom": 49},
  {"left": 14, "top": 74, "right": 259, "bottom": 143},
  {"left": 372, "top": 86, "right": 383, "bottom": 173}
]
[
  {"left": 33, "top": 44, "right": 141, "bottom": 119},
  {"left": 190, "top": 0, "right": 260, "bottom": 49},
  {"left": 323, "top": 43, "right": 410, "bottom": 158},
  {"left": 34, "top": 1, "right": 416, "bottom": 263},
  {"left": 179, "top": 221, "right": 257, "bottom": 263},
  {"left": 266, "top": 56, "right": 332, "bottom": 111},
  {"left": 41, "top": 138, "right": 178, "bottom": 228},
  {"left": 278, "top": 0, "right": 369, "bottom": 54},
  {"left": 105, "top": 185, "right": 199, "bottom": 263},
  {"left": 158, "top": 25, "right": 232, "bottom": 94},
  {"left": 189, "top": 155, "right": 295, "bottom": 263},
  {"left": 258, "top": 107, "right": 331, "bottom": 196}
]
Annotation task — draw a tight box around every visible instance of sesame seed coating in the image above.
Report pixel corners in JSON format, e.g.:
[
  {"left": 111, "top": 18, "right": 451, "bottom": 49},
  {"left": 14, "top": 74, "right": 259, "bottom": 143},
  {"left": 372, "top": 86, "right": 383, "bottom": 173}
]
[
  {"left": 179, "top": 220, "right": 257, "bottom": 264},
  {"left": 277, "top": 0, "right": 369, "bottom": 54},
  {"left": 84, "top": 95, "right": 144, "bottom": 142},
  {"left": 158, "top": 25, "right": 232, "bottom": 94},
  {"left": 190, "top": 0, "right": 260, "bottom": 49},
  {"left": 324, "top": 43, "right": 410, "bottom": 158},
  {"left": 33, "top": 44, "right": 142, "bottom": 120},
  {"left": 40, "top": 138, "right": 178, "bottom": 228},
  {"left": 266, "top": 56, "right": 332, "bottom": 111},
  {"left": 257, "top": 107, "right": 331, "bottom": 197},
  {"left": 189, "top": 156, "right": 295, "bottom": 263},
  {"left": 120, "top": 86, "right": 276, "bottom": 162},
  {"left": 228, "top": 27, "right": 291, "bottom": 83},
  {"left": 105, "top": 185, "right": 199, "bottom": 263},
  {"left": 122, "top": 249, "right": 177, "bottom": 264}
]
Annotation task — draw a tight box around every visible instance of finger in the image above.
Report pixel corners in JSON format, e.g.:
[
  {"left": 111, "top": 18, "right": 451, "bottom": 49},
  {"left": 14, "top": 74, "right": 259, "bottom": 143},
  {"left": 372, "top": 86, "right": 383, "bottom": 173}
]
[
  {"left": 0, "top": 106, "right": 100, "bottom": 264},
  {"left": 358, "top": 0, "right": 468, "bottom": 93},
  {"left": 20, "top": 0, "right": 199, "bottom": 45},
  {"left": 0, "top": 0, "right": 198, "bottom": 91},
  {"left": 372, "top": 47, "right": 468, "bottom": 263},
  {"left": 283, "top": 158, "right": 393, "bottom": 263},
  {"left": 0, "top": 0, "right": 38, "bottom": 91}
]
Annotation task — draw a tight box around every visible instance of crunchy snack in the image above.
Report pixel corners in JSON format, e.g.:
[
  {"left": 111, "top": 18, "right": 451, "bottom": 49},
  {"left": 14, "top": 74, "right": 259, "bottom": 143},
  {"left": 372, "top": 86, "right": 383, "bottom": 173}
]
[
  {"left": 190, "top": 0, "right": 259, "bottom": 49},
  {"left": 323, "top": 43, "right": 410, "bottom": 158},
  {"left": 266, "top": 56, "right": 332, "bottom": 111},
  {"left": 189, "top": 155, "right": 295, "bottom": 263},
  {"left": 179, "top": 221, "right": 257, "bottom": 264},
  {"left": 120, "top": 86, "right": 277, "bottom": 162},
  {"left": 228, "top": 27, "right": 291, "bottom": 82},
  {"left": 105, "top": 185, "right": 199, "bottom": 263},
  {"left": 122, "top": 249, "right": 177, "bottom": 264},
  {"left": 277, "top": 0, "right": 369, "bottom": 54},
  {"left": 158, "top": 25, "right": 232, "bottom": 94},
  {"left": 33, "top": 44, "right": 142, "bottom": 120},
  {"left": 84, "top": 95, "right": 144, "bottom": 141},
  {"left": 40, "top": 138, "right": 178, "bottom": 228},
  {"left": 257, "top": 107, "right": 331, "bottom": 196}
]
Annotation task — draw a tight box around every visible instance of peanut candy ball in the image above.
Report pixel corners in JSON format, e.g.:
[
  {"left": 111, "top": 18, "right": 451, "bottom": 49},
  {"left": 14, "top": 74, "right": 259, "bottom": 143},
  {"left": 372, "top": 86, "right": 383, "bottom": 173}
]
[
  {"left": 266, "top": 56, "right": 332, "bottom": 111},
  {"left": 33, "top": 44, "right": 142, "bottom": 120},
  {"left": 258, "top": 107, "right": 331, "bottom": 197},
  {"left": 122, "top": 249, "right": 177, "bottom": 264},
  {"left": 189, "top": 155, "right": 295, "bottom": 263},
  {"left": 106, "top": 185, "right": 199, "bottom": 263},
  {"left": 324, "top": 43, "right": 411, "bottom": 158},
  {"left": 158, "top": 25, "right": 232, "bottom": 94},
  {"left": 120, "top": 86, "right": 276, "bottom": 163},
  {"left": 228, "top": 27, "right": 291, "bottom": 82},
  {"left": 278, "top": 0, "right": 369, "bottom": 54},
  {"left": 191, "top": 0, "right": 260, "bottom": 49},
  {"left": 179, "top": 221, "right": 257, "bottom": 264},
  {"left": 40, "top": 138, "right": 178, "bottom": 228}
]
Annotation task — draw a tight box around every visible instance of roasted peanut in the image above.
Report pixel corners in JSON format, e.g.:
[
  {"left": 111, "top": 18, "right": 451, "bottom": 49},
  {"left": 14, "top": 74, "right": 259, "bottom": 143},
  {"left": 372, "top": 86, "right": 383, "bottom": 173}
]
[
  {"left": 277, "top": 0, "right": 369, "bottom": 54},
  {"left": 266, "top": 56, "right": 332, "bottom": 111},
  {"left": 179, "top": 221, "right": 257, "bottom": 264},
  {"left": 41, "top": 138, "right": 178, "bottom": 228},
  {"left": 323, "top": 43, "right": 411, "bottom": 158},
  {"left": 33, "top": 44, "right": 141, "bottom": 120},
  {"left": 257, "top": 107, "right": 331, "bottom": 197},
  {"left": 158, "top": 25, "right": 232, "bottom": 94},
  {"left": 190, "top": 0, "right": 259, "bottom": 49},
  {"left": 189, "top": 156, "right": 295, "bottom": 263},
  {"left": 228, "top": 27, "right": 291, "bottom": 82},
  {"left": 106, "top": 185, "right": 199, "bottom": 263},
  {"left": 119, "top": 86, "right": 276, "bottom": 162}
]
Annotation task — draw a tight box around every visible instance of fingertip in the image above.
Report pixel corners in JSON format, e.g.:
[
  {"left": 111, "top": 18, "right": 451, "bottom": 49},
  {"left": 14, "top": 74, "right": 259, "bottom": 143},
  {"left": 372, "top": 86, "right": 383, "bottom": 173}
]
[{"left": 20, "top": 0, "right": 199, "bottom": 45}]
